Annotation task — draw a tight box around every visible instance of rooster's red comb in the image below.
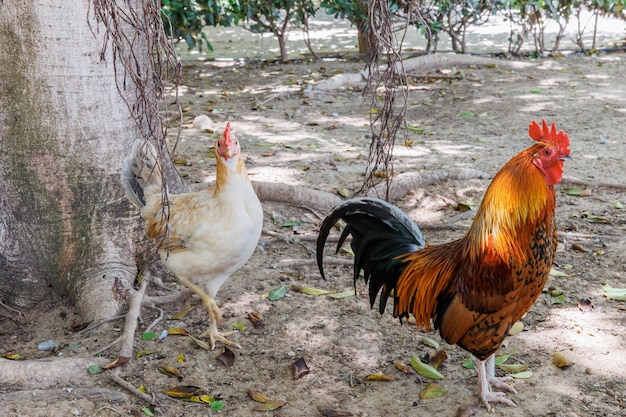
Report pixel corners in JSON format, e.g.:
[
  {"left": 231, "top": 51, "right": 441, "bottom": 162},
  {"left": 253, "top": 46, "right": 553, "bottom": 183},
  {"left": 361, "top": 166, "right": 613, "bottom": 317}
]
[
  {"left": 223, "top": 122, "right": 232, "bottom": 146},
  {"left": 528, "top": 119, "right": 570, "bottom": 152}
]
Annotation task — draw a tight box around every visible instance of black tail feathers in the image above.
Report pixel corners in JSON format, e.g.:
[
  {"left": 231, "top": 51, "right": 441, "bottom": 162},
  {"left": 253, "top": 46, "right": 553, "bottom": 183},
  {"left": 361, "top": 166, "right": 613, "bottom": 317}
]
[{"left": 316, "top": 197, "right": 425, "bottom": 314}]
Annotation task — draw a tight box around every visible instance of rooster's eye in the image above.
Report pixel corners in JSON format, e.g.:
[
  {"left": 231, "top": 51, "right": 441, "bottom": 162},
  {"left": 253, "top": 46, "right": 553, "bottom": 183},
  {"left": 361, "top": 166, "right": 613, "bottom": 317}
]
[{"left": 544, "top": 149, "right": 552, "bottom": 156}]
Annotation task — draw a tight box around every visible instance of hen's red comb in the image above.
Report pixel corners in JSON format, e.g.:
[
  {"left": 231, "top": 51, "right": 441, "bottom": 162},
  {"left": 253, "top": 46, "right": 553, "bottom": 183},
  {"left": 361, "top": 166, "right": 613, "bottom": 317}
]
[
  {"left": 528, "top": 119, "right": 570, "bottom": 152},
  {"left": 223, "top": 122, "right": 232, "bottom": 146}
]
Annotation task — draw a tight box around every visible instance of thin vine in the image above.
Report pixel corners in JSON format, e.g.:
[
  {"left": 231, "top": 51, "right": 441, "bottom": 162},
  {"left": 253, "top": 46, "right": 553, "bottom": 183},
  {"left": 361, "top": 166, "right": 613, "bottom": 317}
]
[
  {"left": 89, "top": 0, "right": 183, "bottom": 250},
  {"left": 362, "top": 0, "right": 410, "bottom": 200}
]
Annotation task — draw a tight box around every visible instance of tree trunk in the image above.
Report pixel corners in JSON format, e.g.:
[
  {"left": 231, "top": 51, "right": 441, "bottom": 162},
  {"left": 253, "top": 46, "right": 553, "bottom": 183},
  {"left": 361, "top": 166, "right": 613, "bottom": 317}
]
[{"left": 0, "top": 1, "right": 178, "bottom": 320}]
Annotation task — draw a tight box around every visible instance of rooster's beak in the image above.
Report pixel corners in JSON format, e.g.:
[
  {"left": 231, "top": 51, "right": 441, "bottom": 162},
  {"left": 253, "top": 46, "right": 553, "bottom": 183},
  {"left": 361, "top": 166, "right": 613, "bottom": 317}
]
[{"left": 560, "top": 155, "right": 573, "bottom": 162}]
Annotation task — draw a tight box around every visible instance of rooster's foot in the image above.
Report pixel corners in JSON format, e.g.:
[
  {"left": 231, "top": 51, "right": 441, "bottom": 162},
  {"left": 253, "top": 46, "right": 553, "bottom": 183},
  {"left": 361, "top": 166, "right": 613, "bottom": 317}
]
[
  {"left": 475, "top": 355, "right": 517, "bottom": 411},
  {"left": 479, "top": 390, "right": 517, "bottom": 412},
  {"left": 489, "top": 376, "right": 517, "bottom": 393}
]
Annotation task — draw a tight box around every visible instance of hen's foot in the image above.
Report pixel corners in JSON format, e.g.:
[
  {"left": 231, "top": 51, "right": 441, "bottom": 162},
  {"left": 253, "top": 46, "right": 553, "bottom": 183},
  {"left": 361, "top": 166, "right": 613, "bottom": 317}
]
[{"left": 200, "top": 326, "right": 241, "bottom": 350}]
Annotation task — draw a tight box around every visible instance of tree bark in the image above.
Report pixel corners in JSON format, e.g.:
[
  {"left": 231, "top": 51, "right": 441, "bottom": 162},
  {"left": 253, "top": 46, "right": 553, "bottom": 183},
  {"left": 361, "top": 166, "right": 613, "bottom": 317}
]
[{"left": 0, "top": 1, "right": 177, "bottom": 320}]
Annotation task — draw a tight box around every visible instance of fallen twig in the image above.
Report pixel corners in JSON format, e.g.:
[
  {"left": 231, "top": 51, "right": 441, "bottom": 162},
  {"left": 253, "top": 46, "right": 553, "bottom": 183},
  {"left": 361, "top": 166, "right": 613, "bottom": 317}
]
[
  {"left": 118, "top": 275, "right": 150, "bottom": 358},
  {"left": 92, "top": 336, "right": 122, "bottom": 356},
  {"left": 144, "top": 306, "right": 164, "bottom": 334},
  {"left": 109, "top": 373, "right": 155, "bottom": 405}
]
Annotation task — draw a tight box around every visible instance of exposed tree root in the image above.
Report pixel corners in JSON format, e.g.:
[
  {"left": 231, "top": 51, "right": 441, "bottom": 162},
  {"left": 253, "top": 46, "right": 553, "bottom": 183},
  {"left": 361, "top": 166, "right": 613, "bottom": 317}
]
[
  {"left": 252, "top": 181, "right": 342, "bottom": 213},
  {"left": 253, "top": 169, "right": 488, "bottom": 215},
  {"left": 0, "top": 387, "right": 127, "bottom": 404},
  {"left": 560, "top": 177, "right": 626, "bottom": 191},
  {"left": 110, "top": 372, "right": 156, "bottom": 405},
  {"left": 367, "top": 168, "right": 488, "bottom": 202},
  {"left": 118, "top": 275, "right": 149, "bottom": 359},
  {"left": 0, "top": 356, "right": 109, "bottom": 390},
  {"left": 277, "top": 258, "right": 355, "bottom": 269},
  {"left": 309, "top": 54, "right": 537, "bottom": 92}
]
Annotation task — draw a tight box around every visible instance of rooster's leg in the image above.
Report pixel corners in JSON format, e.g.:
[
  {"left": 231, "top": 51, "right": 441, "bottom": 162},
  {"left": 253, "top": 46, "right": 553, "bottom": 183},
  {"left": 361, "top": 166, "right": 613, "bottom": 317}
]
[
  {"left": 475, "top": 355, "right": 517, "bottom": 411},
  {"left": 177, "top": 278, "right": 240, "bottom": 350},
  {"left": 486, "top": 354, "right": 517, "bottom": 393}
]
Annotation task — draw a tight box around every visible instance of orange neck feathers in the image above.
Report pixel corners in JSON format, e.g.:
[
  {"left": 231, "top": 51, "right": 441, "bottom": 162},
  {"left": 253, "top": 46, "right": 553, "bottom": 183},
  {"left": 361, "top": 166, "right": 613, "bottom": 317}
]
[{"left": 466, "top": 147, "right": 556, "bottom": 266}]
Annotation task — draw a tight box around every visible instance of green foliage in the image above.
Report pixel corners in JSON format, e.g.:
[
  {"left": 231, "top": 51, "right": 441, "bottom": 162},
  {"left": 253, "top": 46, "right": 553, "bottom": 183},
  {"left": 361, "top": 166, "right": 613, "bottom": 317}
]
[
  {"left": 228, "top": 0, "right": 317, "bottom": 61},
  {"left": 320, "top": 0, "right": 368, "bottom": 25},
  {"left": 161, "top": 0, "right": 232, "bottom": 51},
  {"left": 159, "top": 0, "right": 625, "bottom": 56},
  {"left": 228, "top": 0, "right": 316, "bottom": 33}
]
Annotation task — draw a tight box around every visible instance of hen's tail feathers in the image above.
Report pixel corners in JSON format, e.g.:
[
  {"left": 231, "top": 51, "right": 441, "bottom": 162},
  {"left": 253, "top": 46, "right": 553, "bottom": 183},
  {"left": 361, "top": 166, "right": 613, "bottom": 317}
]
[
  {"left": 316, "top": 197, "right": 425, "bottom": 314},
  {"left": 121, "top": 140, "right": 162, "bottom": 209}
]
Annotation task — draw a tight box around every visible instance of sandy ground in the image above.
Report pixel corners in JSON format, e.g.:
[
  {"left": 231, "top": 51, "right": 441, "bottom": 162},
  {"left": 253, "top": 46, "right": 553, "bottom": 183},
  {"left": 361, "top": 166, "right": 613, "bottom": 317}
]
[{"left": 1, "top": 15, "right": 626, "bottom": 417}]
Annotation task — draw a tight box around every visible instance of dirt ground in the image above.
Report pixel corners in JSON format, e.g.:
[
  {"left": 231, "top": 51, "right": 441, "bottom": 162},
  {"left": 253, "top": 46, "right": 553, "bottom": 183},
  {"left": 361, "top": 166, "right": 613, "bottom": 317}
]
[{"left": 2, "top": 21, "right": 626, "bottom": 417}]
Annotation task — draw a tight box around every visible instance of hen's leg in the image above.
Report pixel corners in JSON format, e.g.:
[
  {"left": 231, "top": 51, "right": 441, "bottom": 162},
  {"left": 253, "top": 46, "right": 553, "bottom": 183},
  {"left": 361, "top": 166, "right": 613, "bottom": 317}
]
[
  {"left": 197, "top": 294, "right": 241, "bottom": 350},
  {"left": 475, "top": 355, "right": 517, "bottom": 411},
  {"left": 177, "top": 278, "right": 240, "bottom": 350}
]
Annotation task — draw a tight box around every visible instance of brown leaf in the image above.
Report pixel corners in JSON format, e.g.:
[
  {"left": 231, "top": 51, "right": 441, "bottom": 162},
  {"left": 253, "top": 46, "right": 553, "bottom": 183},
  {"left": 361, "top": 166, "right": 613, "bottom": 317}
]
[
  {"left": 163, "top": 385, "right": 206, "bottom": 398},
  {"left": 429, "top": 350, "right": 448, "bottom": 370},
  {"left": 101, "top": 356, "right": 130, "bottom": 370},
  {"left": 218, "top": 347, "right": 236, "bottom": 367},
  {"left": 321, "top": 410, "right": 354, "bottom": 417},
  {"left": 292, "top": 357, "right": 310, "bottom": 379},
  {"left": 394, "top": 361, "right": 415, "bottom": 374},
  {"left": 248, "top": 390, "right": 269, "bottom": 403},
  {"left": 365, "top": 374, "right": 396, "bottom": 381},
  {"left": 253, "top": 401, "right": 286, "bottom": 412},
  {"left": 158, "top": 365, "right": 183, "bottom": 379},
  {"left": 247, "top": 312, "right": 265, "bottom": 329}
]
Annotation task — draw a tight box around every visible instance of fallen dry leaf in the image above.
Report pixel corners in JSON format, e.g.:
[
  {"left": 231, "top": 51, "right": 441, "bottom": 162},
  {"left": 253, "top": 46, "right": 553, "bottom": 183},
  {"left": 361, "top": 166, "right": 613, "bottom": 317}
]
[
  {"left": 365, "top": 373, "right": 396, "bottom": 381},
  {"left": 552, "top": 351, "right": 574, "bottom": 369},
  {"left": 292, "top": 357, "right": 310, "bottom": 379},
  {"left": 163, "top": 385, "right": 206, "bottom": 398},
  {"left": 167, "top": 327, "right": 188, "bottom": 336},
  {"left": 394, "top": 361, "right": 415, "bottom": 374},
  {"left": 218, "top": 347, "right": 236, "bottom": 367},
  {"left": 420, "top": 382, "right": 448, "bottom": 398},
  {"left": 429, "top": 349, "right": 448, "bottom": 370},
  {"left": 171, "top": 305, "right": 196, "bottom": 320},
  {"left": 101, "top": 356, "right": 129, "bottom": 370},
  {"left": 247, "top": 312, "right": 265, "bottom": 329},
  {"left": 508, "top": 321, "right": 524, "bottom": 336},
  {"left": 248, "top": 390, "right": 269, "bottom": 403},
  {"left": 158, "top": 365, "right": 183, "bottom": 379}
]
